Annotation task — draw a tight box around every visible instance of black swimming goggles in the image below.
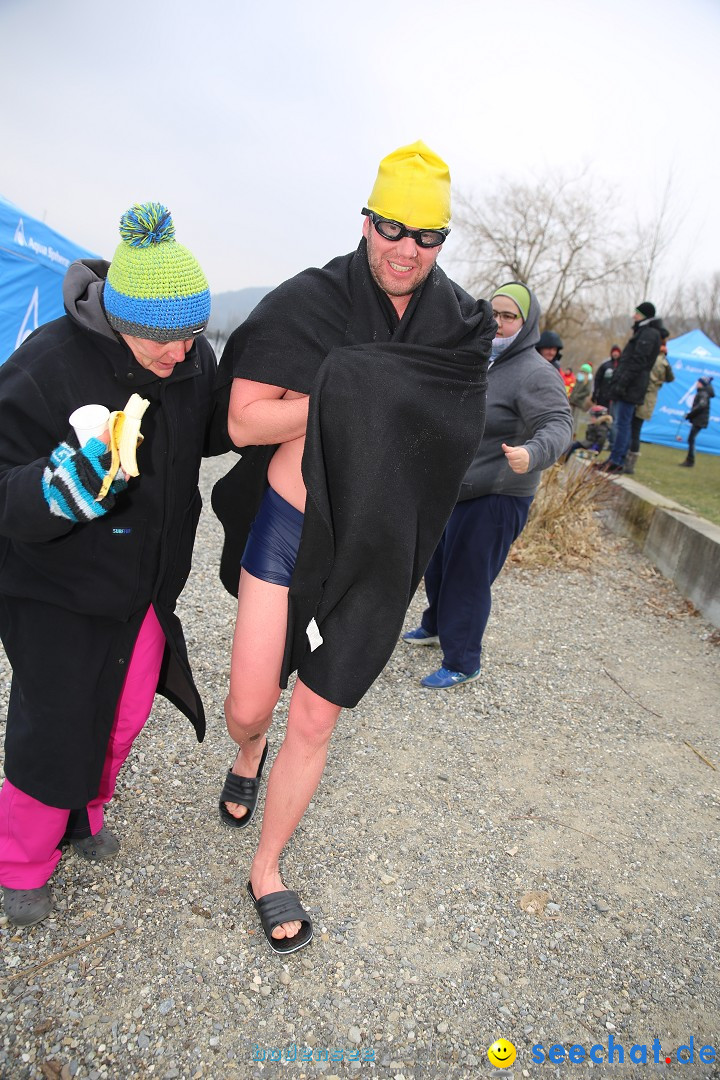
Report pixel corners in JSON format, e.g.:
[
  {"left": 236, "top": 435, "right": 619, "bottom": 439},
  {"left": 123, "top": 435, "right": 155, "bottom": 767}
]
[{"left": 362, "top": 208, "right": 449, "bottom": 249}]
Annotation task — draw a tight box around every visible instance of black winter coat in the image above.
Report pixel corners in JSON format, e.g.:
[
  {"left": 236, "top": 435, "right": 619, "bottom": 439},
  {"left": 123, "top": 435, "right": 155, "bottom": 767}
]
[
  {"left": 591, "top": 358, "right": 618, "bottom": 408},
  {"left": 0, "top": 260, "right": 233, "bottom": 806},
  {"left": 686, "top": 383, "right": 715, "bottom": 429},
  {"left": 609, "top": 319, "right": 663, "bottom": 405}
]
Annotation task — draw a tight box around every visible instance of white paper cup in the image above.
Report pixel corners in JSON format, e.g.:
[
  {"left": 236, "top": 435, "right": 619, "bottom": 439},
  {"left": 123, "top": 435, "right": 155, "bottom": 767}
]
[{"left": 69, "top": 404, "right": 110, "bottom": 446}]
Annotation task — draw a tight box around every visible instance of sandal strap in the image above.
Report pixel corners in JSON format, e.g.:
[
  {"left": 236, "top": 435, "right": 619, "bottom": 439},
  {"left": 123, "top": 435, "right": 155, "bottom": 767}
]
[
  {"left": 218, "top": 740, "right": 269, "bottom": 810},
  {"left": 219, "top": 771, "right": 260, "bottom": 809},
  {"left": 249, "top": 886, "right": 310, "bottom": 932}
]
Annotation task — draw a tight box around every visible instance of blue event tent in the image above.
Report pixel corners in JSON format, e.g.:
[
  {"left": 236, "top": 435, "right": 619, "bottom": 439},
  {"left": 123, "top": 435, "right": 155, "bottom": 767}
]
[
  {"left": 0, "top": 195, "right": 99, "bottom": 366},
  {"left": 641, "top": 329, "right": 720, "bottom": 456}
]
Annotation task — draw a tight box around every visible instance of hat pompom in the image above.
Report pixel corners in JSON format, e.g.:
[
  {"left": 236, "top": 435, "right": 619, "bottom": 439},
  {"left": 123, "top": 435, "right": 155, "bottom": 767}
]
[{"left": 119, "top": 203, "right": 175, "bottom": 248}]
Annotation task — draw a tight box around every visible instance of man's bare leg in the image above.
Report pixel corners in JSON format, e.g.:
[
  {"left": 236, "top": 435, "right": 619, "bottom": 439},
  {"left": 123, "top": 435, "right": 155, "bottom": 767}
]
[
  {"left": 223, "top": 569, "right": 287, "bottom": 819},
  {"left": 249, "top": 677, "right": 341, "bottom": 942},
  {"left": 223, "top": 571, "right": 341, "bottom": 941}
]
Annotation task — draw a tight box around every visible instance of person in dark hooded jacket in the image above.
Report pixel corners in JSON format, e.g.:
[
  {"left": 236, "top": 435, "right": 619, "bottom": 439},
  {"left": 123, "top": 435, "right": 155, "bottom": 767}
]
[
  {"left": 536, "top": 329, "right": 564, "bottom": 377},
  {"left": 403, "top": 282, "right": 572, "bottom": 688},
  {"left": 680, "top": 376, "right": 715, "bottom": 466},
  {"left": 598, "top": 302, "right": 663, "bottom": 472},
  {"left": 0, "top": 203, "right": 233, "bottom": 928},
  {"left": 592, "top": 345, "right": 622, "bottom": 409}
]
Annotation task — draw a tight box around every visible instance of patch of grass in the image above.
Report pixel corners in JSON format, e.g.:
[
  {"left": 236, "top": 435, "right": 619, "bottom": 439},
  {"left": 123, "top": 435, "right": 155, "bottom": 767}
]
[{"left": 631, "top": 441, "right": 720, "bottom": 526}]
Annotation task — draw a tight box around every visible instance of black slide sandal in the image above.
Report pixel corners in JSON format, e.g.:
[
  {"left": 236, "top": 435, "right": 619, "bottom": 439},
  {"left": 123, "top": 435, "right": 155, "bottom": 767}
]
[
  {"left": 218, "top": 741, "right": 269, "bottom": 829},
  {"left": 247, "top": 880, "right": 314, "bottom": 954}
]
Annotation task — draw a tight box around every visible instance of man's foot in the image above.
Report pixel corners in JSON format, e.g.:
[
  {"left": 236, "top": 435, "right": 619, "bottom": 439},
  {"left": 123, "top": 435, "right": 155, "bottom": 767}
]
[
  {"left": 249, "top": 869, "right": 304, "bottom": 945},
  {"left": 72, "top": 827, "right": 120, "bottom": 861},
  {"left": 247, "top": 873, "right": 312, "bottom": 954},
  {"left": 679, "top": 460, "right": 694, "bottom": 467},
  {"left": 421, "top": 665, "right": 481, "bottom": 689},
  {"left": 220, "top": 740, "right": 269, "bottom": 827},
  {"left": 2, "top": 884, "right": 53, "bottom": 927},
  {"left": 402, "top": 626, "right": 440, "bottom": 646}
]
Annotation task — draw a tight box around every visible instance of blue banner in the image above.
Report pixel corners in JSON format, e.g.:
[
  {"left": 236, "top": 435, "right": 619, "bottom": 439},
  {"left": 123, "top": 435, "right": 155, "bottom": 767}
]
[
  {"left": 641, "top": 329, "right": 720, "bottom": 457},
  {"left": 0, "top": 195, "right": 100, "bottom": 365}
]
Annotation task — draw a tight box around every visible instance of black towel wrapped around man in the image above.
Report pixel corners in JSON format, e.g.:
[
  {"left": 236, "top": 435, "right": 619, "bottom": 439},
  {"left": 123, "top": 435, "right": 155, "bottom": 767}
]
[{"left": 212, "top": 239, "right": 494, "bottom": 708}]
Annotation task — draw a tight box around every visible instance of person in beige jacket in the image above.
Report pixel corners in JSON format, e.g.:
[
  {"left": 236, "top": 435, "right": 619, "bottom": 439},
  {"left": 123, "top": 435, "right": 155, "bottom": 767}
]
[{"left": 625, "top": 329, "right": 673, "bottom": 474}]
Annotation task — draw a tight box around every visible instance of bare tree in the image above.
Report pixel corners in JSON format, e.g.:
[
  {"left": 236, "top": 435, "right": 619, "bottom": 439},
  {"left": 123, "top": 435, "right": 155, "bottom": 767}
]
[
  {"left": 451, "top": 171, "right": 633, "bottom": 338},
  {"left": 664, "top": 272, "right": 720, "bottom": 343},
  {"left": 633, "top": 172, "right": 683, "bottom": 300},
  {"left": 691, "top": 273, "right": 720, "bottom": 341}
]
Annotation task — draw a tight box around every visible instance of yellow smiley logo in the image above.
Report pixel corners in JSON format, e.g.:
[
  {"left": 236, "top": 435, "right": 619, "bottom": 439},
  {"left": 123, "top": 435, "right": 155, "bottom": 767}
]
[{"left": 487, "top": 1038, "right": 517, "bottom": 1068}]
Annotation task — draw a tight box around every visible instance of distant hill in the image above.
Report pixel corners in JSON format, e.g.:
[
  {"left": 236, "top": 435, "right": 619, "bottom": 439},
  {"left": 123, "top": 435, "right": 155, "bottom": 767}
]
[{"left": 205, "top": 286, "right": 273, "bottom": 353}]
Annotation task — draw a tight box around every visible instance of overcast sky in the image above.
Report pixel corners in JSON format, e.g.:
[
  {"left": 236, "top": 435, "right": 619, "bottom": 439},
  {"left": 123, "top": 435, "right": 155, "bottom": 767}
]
[{"left": 2, "top": 0, "right": 719, "bottom": 301}]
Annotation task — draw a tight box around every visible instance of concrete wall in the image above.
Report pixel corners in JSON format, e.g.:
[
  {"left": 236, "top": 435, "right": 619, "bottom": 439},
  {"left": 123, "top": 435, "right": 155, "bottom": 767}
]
[{"left": 598, "top": 475, "right": 720, "bottom": 628}]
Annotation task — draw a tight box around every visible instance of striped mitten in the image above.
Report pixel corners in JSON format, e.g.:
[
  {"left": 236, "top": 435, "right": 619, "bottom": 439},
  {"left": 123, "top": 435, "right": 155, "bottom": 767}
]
[{"left": 42, "top": 432, "right": 128, "bottom": 522}]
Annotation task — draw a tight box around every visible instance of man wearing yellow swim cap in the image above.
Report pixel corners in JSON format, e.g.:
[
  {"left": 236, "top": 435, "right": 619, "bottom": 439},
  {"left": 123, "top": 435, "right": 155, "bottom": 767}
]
[
  {"left": 213, "top": 141, "right": 494, "bottom": 954},
  {"left": 361, "top": 140, "right": 451, "bottom": 312}
]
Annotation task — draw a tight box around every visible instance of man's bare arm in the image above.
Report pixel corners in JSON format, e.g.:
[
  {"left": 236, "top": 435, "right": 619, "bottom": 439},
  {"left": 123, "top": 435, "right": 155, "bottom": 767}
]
[{"left": 228, "top": 379, "right": 309, "bottom": 447}]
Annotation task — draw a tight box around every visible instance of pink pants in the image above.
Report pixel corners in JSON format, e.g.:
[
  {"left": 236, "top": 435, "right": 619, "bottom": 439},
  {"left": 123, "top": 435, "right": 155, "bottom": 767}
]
[{"left": 0, "top": 606, "right": 165, "bottom": 889}]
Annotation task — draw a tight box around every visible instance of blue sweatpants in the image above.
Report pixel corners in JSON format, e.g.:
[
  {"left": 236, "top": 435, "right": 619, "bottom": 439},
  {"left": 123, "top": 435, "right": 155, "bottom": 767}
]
[{"left": 420, "top": 494, "right": 533, "bottom": 675}]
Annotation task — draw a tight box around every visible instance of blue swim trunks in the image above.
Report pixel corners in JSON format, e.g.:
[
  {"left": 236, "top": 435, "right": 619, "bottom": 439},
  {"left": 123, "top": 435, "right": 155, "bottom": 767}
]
[{"left": 241, "top": 485, "right": 304, "bottom": 587}]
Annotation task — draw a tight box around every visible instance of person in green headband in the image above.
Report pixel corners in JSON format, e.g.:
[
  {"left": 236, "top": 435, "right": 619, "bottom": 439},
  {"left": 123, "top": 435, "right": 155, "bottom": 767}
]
[{"left": 403, "top": 280, "right": 573, "bottom": 690}]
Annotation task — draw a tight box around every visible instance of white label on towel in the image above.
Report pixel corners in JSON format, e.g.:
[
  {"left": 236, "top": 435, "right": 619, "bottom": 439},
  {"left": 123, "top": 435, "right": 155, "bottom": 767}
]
[{"left": 306, "top": 618, "right": 323, "bottom": 652}]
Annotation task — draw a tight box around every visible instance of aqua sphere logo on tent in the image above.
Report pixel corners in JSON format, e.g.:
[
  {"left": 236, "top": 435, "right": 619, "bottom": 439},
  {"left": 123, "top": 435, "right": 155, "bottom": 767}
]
[
  {"left": 531, "top": 1034, "right": 716, "bottom": 1067},
  {"left": 13, "top": 215, "right": 70, "bottom": 267}
]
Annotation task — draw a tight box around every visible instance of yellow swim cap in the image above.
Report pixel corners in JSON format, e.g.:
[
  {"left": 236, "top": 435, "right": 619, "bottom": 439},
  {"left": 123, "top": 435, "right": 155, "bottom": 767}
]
[{"left": 366, "top": 140, "right": 451, "bottom": 229}]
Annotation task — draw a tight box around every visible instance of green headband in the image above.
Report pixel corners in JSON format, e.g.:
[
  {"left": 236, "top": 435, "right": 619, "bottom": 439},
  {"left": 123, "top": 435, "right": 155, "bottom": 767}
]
[{"left": 492, "top": 283, "right": 530, "bottom": 322}]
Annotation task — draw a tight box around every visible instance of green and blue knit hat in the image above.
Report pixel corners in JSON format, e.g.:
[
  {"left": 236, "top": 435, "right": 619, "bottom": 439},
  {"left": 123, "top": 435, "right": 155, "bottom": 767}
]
[{"left": 104, "top": 203, "right": 210, "bottom": 342}]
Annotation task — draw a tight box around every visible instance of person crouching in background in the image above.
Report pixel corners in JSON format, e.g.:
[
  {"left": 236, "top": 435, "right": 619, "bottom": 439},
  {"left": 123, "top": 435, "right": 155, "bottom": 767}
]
[{"left": 564, "top": 404, "right": 613, "bottom": 460}]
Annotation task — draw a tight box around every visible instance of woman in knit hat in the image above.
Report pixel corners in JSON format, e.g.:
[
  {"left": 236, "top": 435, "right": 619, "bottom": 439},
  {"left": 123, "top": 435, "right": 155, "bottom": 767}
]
[
  {"left": 0, "top": 203, "right": 234, "bottom": 928},
  {"left": 568, "top": 363, "right": 594, "bottom": 437},
  {"left": 403, "top": 282, "right": 572, "bottom": 688}
]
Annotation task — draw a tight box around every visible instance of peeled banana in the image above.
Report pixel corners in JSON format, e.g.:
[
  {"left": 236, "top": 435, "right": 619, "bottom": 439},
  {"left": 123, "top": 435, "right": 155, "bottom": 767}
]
[{"left": 96, "top": 394, "right": 150, "bottom": 500}]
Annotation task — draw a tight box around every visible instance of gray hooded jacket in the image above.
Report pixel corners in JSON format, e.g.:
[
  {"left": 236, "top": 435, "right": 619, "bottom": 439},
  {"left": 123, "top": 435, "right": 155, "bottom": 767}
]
[{"left": 459, "top": 285, "right": 572, "bottom": 500}]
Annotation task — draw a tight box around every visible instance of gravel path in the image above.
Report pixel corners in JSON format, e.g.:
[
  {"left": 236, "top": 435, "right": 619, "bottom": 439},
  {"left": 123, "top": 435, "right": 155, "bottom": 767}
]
[{"left": 1, "top": 453, "right": 719, "bottom": 1080}]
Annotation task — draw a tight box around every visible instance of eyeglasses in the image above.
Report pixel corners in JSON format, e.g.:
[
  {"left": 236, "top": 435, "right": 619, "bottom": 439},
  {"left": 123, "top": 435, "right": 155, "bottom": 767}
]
[
  {"left": 491, "top": 309, "right": 521, "bottom": 323},
  {"left": 362, "top": 208, "right": 449, "bottom": 249}
]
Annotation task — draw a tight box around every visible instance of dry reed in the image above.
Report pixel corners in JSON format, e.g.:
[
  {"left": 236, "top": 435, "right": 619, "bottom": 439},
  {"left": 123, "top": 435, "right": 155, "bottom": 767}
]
[{"left": 507, "top": 460, "right": 615, "bottom": 569}]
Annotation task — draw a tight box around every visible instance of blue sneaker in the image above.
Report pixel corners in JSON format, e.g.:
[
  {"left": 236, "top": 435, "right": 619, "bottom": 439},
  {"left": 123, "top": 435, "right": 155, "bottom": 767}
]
[
  {"left": 421, "top": 666, "right": 481, "bottom": 689},
  {"left": 402, "top": 627, "right": 440, "bottom": 646}
]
